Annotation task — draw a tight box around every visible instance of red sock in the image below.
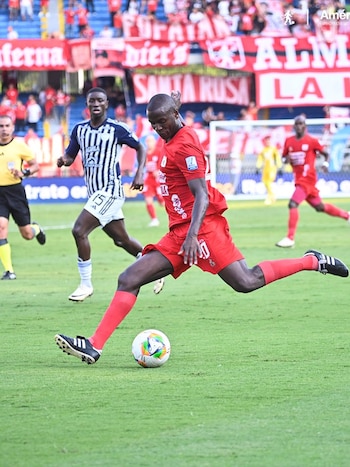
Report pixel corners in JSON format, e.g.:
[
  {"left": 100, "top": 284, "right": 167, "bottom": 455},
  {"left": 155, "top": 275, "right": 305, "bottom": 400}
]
[
  {"left": 287, "top": 207, "right": 299, "bottom": 240},
  {"left": 89, "top": 291, "right": 137, "bottom": 350},
  {"left": 259, "top": 255, "right": 318, "bottom": 285},
  {"left": 146, "top": 204, "right": 156, "bottom": 219},
  {"left": 323, "top": 203, "right": 349, "bottom": 220}
]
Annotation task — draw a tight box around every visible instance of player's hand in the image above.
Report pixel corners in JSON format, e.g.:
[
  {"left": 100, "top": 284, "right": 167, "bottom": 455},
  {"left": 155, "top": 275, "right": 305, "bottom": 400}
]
[
  {"left": 10, "top": 168, "right": 23, "bottom": 179},
  {"left": 321, "top": 161, "right": 329, "bottom": 173},
  {"left": 130, "top": 173, "right": 144, "bottom": 191},
  {"left": 171, "top": 90, "right": 182, "bottom": 110},
  {"left": 178, "top": 235, "right": 202, "bottom": 266},
  {"left": 57, "top": 156, "right": 73, "bottom": 167}
]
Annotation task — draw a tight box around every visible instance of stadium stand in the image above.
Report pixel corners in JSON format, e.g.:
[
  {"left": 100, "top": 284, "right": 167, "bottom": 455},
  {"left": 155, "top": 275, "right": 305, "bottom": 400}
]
[{"left": 0, "top": 1, "right": 42, "bottom": 39}]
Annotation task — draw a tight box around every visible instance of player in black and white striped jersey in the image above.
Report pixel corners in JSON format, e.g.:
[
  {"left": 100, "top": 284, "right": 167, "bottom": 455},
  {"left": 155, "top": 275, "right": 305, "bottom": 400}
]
[{"left": 57, "top": 87, "right": 164, "bottom": 301}]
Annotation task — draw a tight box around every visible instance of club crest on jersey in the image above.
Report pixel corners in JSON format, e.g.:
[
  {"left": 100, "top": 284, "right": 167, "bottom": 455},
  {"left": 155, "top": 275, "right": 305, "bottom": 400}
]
[
  {"left": 160, "top": 155, "right": 167, "bottom": 167},
  {"left": 185, "top": 156, "right": 198, "bottom": 170}
]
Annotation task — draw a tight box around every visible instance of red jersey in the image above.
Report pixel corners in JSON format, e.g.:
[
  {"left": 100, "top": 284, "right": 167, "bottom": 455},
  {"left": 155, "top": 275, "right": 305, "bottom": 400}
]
[
  {"left": 159, "top": 126, "right": 227, "bottom": 229},
  {"left": 283, "top": 133, "right": 324, "bottom": 187}
]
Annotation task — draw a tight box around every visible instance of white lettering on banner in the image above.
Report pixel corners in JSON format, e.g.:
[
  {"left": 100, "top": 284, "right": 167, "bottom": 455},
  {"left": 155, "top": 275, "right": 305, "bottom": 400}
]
[
  {"left": 130, "top": 14, "right": 230, "bottom": 41},
  {"left": 124, "top": 41, "right": 188, "bottom": 67},
  {"left": 254, "top": 35, "right": 350, "bottom": 71},
  {"left": 0, "top": 42, "right": 66, "bottom": 68},
  {"left": 257, "top": 72, "right": 350, "bottom": 107},
  {"left": 25, "top": 184, "right": 88, "bottom": 201},
  {"left": 133, "top": 74, "right": 250, "bottom": 105}
]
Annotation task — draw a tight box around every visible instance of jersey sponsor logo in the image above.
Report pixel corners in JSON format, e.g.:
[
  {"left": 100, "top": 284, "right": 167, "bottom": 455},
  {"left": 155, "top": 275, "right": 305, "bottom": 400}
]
[
  {"left": 185, "top": 156, "right": 198, "bottom": 170},
  {"left": 171, "top": 194, "right": 187, "bottom": 219},
  {"left": 289, "top": 151, "right": 305, "bottom": 166}
]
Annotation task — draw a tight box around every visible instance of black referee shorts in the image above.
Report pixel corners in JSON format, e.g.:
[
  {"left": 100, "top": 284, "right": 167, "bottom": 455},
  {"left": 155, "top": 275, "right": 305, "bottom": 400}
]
[{"left": 0, "top": 183, "right": 31, "bottom": 227}]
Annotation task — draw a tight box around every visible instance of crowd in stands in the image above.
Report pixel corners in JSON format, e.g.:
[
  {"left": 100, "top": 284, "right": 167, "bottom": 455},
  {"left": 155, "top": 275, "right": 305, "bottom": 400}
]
[
  {"left": 0, "top": 83, "right": 71, "bottom": 138},
  {"left": 2, "top": 1, "right": 348, "bottom": 41},
  {"left": 60, "top": 0, "right": 350, "bottom": 40}
]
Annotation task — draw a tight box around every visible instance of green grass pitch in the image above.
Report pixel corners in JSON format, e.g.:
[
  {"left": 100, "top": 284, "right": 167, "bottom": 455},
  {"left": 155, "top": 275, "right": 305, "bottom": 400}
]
[{"left": 1, "top": 198, "right": 350, "bottom": 466}]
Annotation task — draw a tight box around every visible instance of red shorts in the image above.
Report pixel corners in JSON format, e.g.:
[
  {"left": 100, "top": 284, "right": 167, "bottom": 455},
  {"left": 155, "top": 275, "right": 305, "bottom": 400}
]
[
  {"left": 143, "top": 214, "right": 244, "bottom": 279},
  {"left": 291, "top": 184, "right": 321, "bottom": 207}
]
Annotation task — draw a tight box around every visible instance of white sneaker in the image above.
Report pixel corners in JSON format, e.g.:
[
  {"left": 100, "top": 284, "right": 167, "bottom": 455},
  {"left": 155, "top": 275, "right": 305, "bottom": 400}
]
[
  {"left": 68, "top": 285, "right": 93, "bottom": 302},
  {"left": 149, "top": 218, "right": 160, "bottom": 227},
  {"left": 275, "top": 237, "right": 295, "bottom": 248},
  {"left": 153, "top": 277, "right": 165, "bottom": 294}
]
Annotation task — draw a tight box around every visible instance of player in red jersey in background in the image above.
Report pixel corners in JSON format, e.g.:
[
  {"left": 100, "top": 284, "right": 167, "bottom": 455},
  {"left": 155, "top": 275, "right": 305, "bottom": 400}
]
[
  {"left": 142, "top": 134, "right": 165, "bottom": 227},
  {"left": 276, "top": 115, "right": 350, "bottom": 248},
  {"left": 54, "top": 93, "right": 349, "bottom": 365}
]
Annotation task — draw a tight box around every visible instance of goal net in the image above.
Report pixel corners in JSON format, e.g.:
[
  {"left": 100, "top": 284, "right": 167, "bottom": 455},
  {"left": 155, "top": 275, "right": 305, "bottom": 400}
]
[{"left": 208, "top": 117, "right": 350, "bottom": 201}]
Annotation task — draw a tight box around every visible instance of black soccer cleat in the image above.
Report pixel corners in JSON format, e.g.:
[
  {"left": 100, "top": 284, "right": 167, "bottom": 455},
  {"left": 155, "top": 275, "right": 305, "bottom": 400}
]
[
  {"left": 2, "top": 270, "right": 16, "bottom": 280},
  {"left": 304, "top": 250, "right": 349, "bottom": 278},
  {"left": 54, "top": 334, "right": 101, "bottom": 364},
  {"left": 32, "top": 222, "right": 46, "bottom": 245}
]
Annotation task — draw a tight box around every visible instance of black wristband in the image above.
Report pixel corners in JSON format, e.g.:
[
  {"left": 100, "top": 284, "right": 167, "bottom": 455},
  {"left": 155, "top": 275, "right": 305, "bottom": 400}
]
[{"left": 22, "top": 169, "right": 31, "bottom": 177}]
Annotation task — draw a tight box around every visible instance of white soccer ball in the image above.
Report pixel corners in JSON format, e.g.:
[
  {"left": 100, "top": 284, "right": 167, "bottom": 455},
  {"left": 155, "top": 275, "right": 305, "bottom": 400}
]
[{"left": 132, "top": 329, "right": 171, "bottom": 368}]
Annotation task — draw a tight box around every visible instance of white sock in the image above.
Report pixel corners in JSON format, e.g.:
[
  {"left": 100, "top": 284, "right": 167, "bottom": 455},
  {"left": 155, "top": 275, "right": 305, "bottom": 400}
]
[{"left": 77, "top": 258, "right": 92, "bottom": 288}]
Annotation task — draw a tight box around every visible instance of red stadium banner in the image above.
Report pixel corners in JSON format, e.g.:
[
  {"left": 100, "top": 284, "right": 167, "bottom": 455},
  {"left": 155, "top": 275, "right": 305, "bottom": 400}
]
[
  {"left": 200, "top": 34, "right": 350, "bottom": 107},
  {"left": 66, "top": 38, "right": 92, "bottom": 72},
  {"left": 0, "top": 39, "right": 68, "bottom": 70},
  {"left": 200, "top": 35, "right": 350, "bottom": 73},
  {"left": 132, "top": 73, "right": 251, "bottom": 105}
]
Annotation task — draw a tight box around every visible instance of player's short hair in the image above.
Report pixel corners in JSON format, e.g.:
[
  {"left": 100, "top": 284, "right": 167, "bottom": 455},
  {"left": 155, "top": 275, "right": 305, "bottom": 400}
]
[{"left": 87, "top": 87, "right": 108, "bottom": 98}]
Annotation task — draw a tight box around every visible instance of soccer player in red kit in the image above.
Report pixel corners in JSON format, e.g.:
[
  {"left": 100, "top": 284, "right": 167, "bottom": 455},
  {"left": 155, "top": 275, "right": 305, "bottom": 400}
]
[
  {"left": 54, "top": 93, "right": 349, "bottom": 365},
  {"left": 276, "top": 115, "right": 350, "bottom": 248},
  {"left": 142, "top": 134, "right": 165, "bottom": 227}
]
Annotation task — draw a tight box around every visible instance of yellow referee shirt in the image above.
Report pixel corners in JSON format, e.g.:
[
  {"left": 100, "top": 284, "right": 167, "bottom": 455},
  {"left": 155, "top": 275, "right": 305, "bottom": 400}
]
[{"left": 0, "top": 138, "right": 35, "bottom": 186}]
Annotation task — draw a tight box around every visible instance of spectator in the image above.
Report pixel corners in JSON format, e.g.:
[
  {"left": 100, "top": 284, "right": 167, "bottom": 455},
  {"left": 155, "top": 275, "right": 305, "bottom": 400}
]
[
  {"left": 14, "top": 100, "right": 27, "bottom": 133},
  {"left": 113, "top": 10, "right": 123, "bottom": 37},
  {"left": 114, "top": 103, "right": 127, "bottom": 122},
  {"left": 9, "top": 0, "right": 20, "bottom": 21},
  {"left": 85, "top": 0, "right": 95, "bottom": 13},
  {"left": 5, "top": 83, "right": 19, "bottom": 105},
  {"left": 38, "top": 87, "right": 46, "bottom": 118},
  {"left": 202, "top": 106, "right": 216, "bottom": 126},
  {"left": 184, "top": 110, "right": 196, "bottom": 127},
  {"left": 81, "top": 23, "right": 95, "bottom": 38},
  {"left": 40, "top": 0, "right": 49, "bottom": 15},
  {"left": 188, "top": 3, "right": 204, "bottom": 23},
  {"left": 44, "top": 85, "right": 56, "bottom": 118},
  {"left": 26, "top": 95, "right": 42, "bottom": 132},
  {"left": 246, "top": 101, "right": 259, "bottom": 120},
  {"left": 54, "top": 89, "right": 69, "bottom": 123},
  {"left": 99, "top": 25, "right": 114, "bottom": 38},
  {"left": 108, "top": 0, "right": 122, "bottom": 27},
  {"left": 20, "top": 0, "right": 33, "bottom": 21},
  {"left": 76, "top": 3, "right": 89, "bottom": 36},
  {"left": 7, "top": 25, "right": 18, "bottom": 39},
  {"left": 64, "top": 3, "right": 76, "bottom": 38}
]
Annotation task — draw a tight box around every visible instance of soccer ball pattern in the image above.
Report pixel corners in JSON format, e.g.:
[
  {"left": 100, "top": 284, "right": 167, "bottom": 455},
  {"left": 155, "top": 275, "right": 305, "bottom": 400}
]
[{"left": 132, "top": 329, "right": 171, "bottom": 368}]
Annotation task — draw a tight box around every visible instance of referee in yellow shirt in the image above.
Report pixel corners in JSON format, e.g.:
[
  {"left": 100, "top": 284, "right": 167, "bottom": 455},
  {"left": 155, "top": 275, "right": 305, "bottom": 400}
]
[{"left": 0, "top": 115, "right": 46, "bottom": 280}]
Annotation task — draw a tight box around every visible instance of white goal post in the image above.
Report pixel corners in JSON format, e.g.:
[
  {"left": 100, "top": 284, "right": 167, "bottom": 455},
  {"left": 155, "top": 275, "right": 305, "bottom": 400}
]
[{"left": 209, "top": 117, "right": 350, "bottom": 201}]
